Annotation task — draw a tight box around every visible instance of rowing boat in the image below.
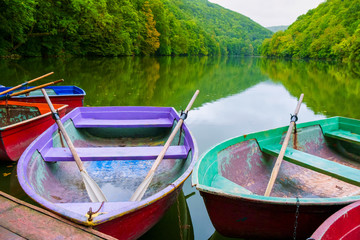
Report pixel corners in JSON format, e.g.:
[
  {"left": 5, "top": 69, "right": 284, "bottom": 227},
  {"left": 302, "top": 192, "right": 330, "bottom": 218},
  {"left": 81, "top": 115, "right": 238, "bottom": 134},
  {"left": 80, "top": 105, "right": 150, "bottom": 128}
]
[
  {"left": 192, "top": 117, "right": 360, "bottom": 239},
  {"left": 0, "top": 85, "right": 85, "bottom": 113},
  {"left": 310, "top": 200, "right": 360, "bottom": 240},
  {"left": 0, "top": 101, "right": 67, "bottom": 161},
  {"left": 17, "top": 106, "right": 198, "bottom": 240}
]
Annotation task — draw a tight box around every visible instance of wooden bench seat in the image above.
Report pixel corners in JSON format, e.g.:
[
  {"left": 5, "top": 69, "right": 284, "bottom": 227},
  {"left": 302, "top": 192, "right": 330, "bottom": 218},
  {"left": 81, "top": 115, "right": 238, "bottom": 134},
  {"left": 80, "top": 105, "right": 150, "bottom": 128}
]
[
  {"left": 73, "top": 118, "right": 174, "bottom": 128},
  {"left": 71, "top": 111, "right": 175, "bottom": 128},
  {"left": 262, "top": 144, "right": 360, "bottom": 187},
  {"left": 324, "top": 129, "right": 360, "bottom": 144},
  {"left": 42, "top": 145, "right": 188, "bottom": 162}
]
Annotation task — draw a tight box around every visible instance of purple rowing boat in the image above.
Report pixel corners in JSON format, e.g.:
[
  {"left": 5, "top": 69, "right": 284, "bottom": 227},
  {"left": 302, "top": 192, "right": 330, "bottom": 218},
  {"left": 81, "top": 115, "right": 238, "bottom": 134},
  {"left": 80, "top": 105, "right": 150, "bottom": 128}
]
[{"left": 17, "top": 106, "right": 198, "bottom": 240}]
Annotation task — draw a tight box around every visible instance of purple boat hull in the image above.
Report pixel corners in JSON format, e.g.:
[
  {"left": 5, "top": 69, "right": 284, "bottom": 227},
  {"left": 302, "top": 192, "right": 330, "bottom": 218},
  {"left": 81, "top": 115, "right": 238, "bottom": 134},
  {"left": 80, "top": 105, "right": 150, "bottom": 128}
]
[{"left": 17, "top": 106, "right": 198, "bottom": 240}]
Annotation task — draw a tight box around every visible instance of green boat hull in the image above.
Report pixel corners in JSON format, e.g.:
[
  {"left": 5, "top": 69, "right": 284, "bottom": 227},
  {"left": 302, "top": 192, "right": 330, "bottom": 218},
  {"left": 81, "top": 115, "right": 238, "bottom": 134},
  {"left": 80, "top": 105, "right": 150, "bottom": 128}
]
[{"left": 192, "top": 117, "right": 360, "bottom": 239}]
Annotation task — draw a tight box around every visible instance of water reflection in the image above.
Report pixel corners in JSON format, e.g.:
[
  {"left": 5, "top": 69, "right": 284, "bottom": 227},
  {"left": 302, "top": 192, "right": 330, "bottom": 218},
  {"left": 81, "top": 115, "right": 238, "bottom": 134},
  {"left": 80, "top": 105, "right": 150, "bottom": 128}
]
[
  {"left": 0, "top": 56, "right": 266, "bottom": 109},
  {"left": 1, "top": 56, "right": 360, "bottom": 239},
  {"left": 209, "top": 231, "right": 245, "bottom": 240},
  {"left": 260, "top": 59, "right": 360, "bottom": 118},
  {"left": 139, "top": 191, "right": 194, "bottom": 240}
]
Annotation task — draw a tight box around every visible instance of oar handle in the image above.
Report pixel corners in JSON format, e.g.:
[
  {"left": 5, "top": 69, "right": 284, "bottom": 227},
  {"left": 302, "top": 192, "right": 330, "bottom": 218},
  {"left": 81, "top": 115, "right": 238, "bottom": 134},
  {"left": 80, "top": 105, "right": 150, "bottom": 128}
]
[
  {"left": 41, "top": 89, "right": 107, "bottom": 203},
  {"left": 41, "top": 88, "right": 85, "bottom": 172},
  {"left": 0, "top": 72, "right": 54, "bottom": 96},
  {"left": 184, "top": 90, "right": 200, "bottom": 113},
  {"left": 130, "top": 90, "right": 200, "bottom": 201},
  {"left": 264, "top": 93, "right": 304, "bottom": 197},
  {"left": 293, "top": 94, "right": 304, "bottom": 116},
  {"left": 8, "top": 79, "right": 63, "bottom": 98}
]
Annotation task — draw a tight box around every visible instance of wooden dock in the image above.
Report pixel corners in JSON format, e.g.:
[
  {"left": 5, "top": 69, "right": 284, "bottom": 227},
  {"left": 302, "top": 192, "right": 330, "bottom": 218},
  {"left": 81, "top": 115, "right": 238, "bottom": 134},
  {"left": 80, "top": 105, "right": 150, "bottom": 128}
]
[{"left": 0, "top": 191, "right": 117, "bottom": 240}]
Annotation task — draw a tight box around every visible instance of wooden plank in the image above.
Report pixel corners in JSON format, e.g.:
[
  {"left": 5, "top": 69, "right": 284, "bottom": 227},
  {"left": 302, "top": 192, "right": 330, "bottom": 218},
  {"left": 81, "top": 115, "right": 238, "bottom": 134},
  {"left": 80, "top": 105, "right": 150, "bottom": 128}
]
[
  {"left": 0, "top": 191, "right": 116, "bottom": 240},
  {"left": 262, "top": 144, "right": 360, "bottom": 187},
  {"left": 324, "top": 129, "right": 360, "bottom": 144},
  {"left": 0, "top": 226, "right": 25, "bottom": 240},
  {"left": 42, "top": 145, "right": 189, "bottom": 162},
  {"left": 73, "top": 117, "right": 174, "bottom": 128},
  {"left": 211, "top": 175, "right": 253, "bottom": 195}
]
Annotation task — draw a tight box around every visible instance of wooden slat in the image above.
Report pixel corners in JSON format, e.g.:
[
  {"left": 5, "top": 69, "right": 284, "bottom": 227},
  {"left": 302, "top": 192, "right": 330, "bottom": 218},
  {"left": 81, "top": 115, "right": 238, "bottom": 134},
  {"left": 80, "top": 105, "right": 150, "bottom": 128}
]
[
  {"left": 42, "top": 146, "right": 189, "bottom": 162},
  {"left": 324, "top": 130, "right": 360, "bottom": 144},
  {"left": 0, "top": 226, "right": 25, "bottom": 240},
  {"left": 73, "top": 118, "right": 174, "bottom": 128},
  {"left": 211, "top": 175, "right": 253, "bottom": 195},
  {"left": 0, "top": 191, "right": 116, "bottom": 240},
  {"left": 262, "top": 144, "right": 360, "bottom": 187}
]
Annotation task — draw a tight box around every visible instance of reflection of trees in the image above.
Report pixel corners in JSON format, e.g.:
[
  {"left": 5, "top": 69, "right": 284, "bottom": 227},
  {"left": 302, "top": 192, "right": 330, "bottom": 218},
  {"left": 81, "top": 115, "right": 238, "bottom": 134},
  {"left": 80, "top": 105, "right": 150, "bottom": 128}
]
[
  {"left": 260, "top": 59, "right": 360, "bottom": 118},
  {"left": 139, "top": 191, "right": 194, "bottom": 240},
  {"left": 0, "top": 56, "right": 266, "bottom": 110}
]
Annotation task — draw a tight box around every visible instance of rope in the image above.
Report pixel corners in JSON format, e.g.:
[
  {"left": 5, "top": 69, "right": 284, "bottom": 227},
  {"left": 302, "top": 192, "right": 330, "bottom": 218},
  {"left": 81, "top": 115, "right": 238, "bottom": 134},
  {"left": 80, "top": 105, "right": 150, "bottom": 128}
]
[
  {"left": 87, "top": 201, "right": 105, "bottom": 222},
  {"left": 293, "top": 197, "right": 300, "bottom": 240},
  {"left": 176, "top": 191, "right": 184, "bottom": 240}
]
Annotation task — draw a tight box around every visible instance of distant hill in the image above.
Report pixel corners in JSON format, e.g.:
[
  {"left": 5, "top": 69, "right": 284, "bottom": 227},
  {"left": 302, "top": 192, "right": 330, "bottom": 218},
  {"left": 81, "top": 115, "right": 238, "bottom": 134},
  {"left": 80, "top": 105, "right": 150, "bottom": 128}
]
[
  {"left": 166, "top": 0, "right": 273, "bottom": 55},
  {"left": 0, "top": 0, "right": 272, "bottom": 57},
  {"left": 266, "top": 25, "right": 288, "bottom": 32},
  {"left": 261, "top": 0, "right": 360, "bottom": 61}
]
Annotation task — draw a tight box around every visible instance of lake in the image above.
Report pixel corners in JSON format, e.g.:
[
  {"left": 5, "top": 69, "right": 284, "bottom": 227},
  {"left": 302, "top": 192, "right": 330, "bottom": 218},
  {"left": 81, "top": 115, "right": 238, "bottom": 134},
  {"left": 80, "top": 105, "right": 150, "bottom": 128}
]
[{"left": 1, "top": 56, "right": 360, "bottom": 239}]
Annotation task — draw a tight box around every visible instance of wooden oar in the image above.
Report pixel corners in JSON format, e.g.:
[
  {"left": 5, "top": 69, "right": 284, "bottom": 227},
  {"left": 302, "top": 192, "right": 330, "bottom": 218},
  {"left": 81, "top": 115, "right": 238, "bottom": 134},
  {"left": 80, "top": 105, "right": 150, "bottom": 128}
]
[
  {"left": 264, "top": 93, "right": 304, "bottom": 197},
  {"left": 41, "top": 88, "right": 107, "bottom": 203},
  {"left": 130, "top": 90, "right": 200, "bottom": 202},
  {"left": 1, "top": 79, "right": 64, "bottom": 100},
  {"left": 0, "top": 72, "right": 54, "bottom": 96}
]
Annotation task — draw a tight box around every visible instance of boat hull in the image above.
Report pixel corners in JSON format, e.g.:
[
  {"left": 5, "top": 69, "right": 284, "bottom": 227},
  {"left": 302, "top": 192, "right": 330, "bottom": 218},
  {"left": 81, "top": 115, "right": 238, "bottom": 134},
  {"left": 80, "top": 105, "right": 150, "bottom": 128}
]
[
  {"left": 95, "top": 185, "right": 182, "bottom": 240},
  {"left": 310, "top": 201, "right": 360, "bottom": 240},
  {"left": 201, "top": 191, "right": 344, "bottom": 240},
  {"left": 17, "top": 106, "right": 198, "bottom": 239},
  {"left": 0, "top": 86, "right": 85, "bottom": 113},
  {"left": 193, "top": 117, "right": 360, "bottom": 239},
  {"left": 0, "top": 101, "right": 67, "bottom": 161}
]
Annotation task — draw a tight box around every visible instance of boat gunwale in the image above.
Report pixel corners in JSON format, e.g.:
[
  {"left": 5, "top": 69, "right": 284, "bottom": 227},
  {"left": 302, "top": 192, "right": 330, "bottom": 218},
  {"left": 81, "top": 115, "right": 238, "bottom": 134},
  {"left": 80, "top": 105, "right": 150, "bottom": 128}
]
[
  {"left": 192, "top": 116, "right": 360, "bottom": 205},
  {"left": 0, "top": 85, "right": 86, "bottom": 98},
  {"left": 0, "top": 102, "right": 68, "bottom": 131},
  {"left": 17, "top": 106, "right": 198, "bottom": 226},
  {"left": 310, "top": 200, "right": 360, "bottom": 239}
]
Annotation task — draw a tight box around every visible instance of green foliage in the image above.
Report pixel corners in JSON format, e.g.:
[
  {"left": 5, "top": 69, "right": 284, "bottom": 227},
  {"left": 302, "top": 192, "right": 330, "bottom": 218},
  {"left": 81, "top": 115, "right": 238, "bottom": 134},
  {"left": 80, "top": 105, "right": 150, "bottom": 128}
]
[
  {"left": 260, "top": 58, "right": 360, "bottom": 118},
  {"left": 0, "top": 0, "right": 36, "bottom": 55},
  {"left": 0, "top": 56, "right": 266, "bottom": 108},
  {"left": 0, "top": 0, "right": 271, "bottom": 57},
  {"left": 261, "top": 0, "right": 360, "bottom": 61}
]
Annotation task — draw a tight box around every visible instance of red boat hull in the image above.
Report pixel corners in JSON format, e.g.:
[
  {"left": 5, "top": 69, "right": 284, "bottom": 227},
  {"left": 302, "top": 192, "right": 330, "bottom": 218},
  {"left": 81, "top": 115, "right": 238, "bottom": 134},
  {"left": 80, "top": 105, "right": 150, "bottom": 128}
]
[
  {"left": 10, "top": 95, "right": 83, "bottom": 113},
  {"left": 95, "top": 186, "right": 181, "bottom": 240},
  {"left": 0, "top": 102, "right": 67, "bottom": 161},
  {"left": 310, "top": 201, "right": 360, "bottom": 240},
  {"left": 201, "top": 191, "right": 345, "bottom": 240}
]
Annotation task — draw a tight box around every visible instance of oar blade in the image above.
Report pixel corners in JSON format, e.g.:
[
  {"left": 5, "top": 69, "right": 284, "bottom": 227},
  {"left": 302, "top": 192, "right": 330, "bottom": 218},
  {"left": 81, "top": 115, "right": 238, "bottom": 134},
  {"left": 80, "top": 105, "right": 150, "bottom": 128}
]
[
  {"left": 130, "top": 172, "right": 154, "bottom": 202},
  {"left": 81, "top": 170, "right": 107, "bottom": 202}
]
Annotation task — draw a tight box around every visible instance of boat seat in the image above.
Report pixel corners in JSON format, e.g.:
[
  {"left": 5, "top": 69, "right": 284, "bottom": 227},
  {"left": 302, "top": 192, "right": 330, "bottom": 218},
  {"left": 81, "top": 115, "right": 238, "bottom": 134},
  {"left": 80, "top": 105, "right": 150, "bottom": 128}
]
[
  {"left": 73, "top": 118, "right": 174, "bottom": 128},
  {"left": 211, "top": 175, "right": 253, "bottom": 195},
  {"left": 324, "top": 130, "right": 360, "bottom": 145},
  {"left": 41, "top": 145, "right": 189, "bottom": 162},
  {"left": 71, "top": 112, "right": 175, "bottom": 128},
  {"left": 262, "top": 144, "right": 360, "bottom": 187}
]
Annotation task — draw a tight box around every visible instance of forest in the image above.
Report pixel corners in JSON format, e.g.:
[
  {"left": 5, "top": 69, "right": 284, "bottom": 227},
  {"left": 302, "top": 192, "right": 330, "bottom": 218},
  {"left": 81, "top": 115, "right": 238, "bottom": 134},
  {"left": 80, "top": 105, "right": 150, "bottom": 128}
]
[
  {"left": 0, "top": 0, "right": 272, "bottom": 57},
  {"left": 261, "top": 0, "right": 360, "bottom": 61}
]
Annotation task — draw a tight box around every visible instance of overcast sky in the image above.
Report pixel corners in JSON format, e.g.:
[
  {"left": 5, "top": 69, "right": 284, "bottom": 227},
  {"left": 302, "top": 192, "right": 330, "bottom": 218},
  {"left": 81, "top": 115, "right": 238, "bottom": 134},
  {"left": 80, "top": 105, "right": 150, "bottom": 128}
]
[{"left": 208, "top": 0, "right": 325, "bottom": 27}]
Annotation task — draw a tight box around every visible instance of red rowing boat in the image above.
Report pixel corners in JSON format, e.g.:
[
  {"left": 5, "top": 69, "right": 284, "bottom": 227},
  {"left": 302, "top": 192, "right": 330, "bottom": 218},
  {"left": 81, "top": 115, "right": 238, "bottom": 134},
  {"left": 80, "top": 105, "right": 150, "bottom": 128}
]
[
  {"left": 0, "top": 86, "right": 85, "bottom": 113},
  {"left": 0, "top": 101, "right": 67, "bottom": 161},
  {"left": 310, "top": 200, "right": 360, "bottom": 240}
]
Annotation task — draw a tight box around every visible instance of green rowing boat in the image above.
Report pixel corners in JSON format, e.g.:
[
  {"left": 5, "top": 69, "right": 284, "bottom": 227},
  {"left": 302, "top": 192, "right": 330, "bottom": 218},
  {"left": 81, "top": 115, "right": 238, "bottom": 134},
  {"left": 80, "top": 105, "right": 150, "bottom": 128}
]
[{"left": 192, "top": 117, "right": 360, "bottom": 239}]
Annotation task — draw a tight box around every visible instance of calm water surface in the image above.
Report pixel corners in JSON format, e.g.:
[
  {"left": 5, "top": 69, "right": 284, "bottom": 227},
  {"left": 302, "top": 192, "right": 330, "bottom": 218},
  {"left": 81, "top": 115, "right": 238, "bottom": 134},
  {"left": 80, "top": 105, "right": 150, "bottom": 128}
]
[{"left": 1, "top": 56, "right": 360, "bottom": 239}]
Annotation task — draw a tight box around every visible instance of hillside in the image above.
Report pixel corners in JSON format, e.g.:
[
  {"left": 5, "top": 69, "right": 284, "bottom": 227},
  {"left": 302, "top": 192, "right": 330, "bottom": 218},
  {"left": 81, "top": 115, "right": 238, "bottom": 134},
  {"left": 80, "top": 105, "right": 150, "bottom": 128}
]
[
  {"left": 261, "top": 0, "right": 360, "bottom": 61},
  {"left": 0, "top": 0, "right": 272, "bottom": 57},
  {"left": 267, "top": 26, "right": 288, "bottom": 33}
]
